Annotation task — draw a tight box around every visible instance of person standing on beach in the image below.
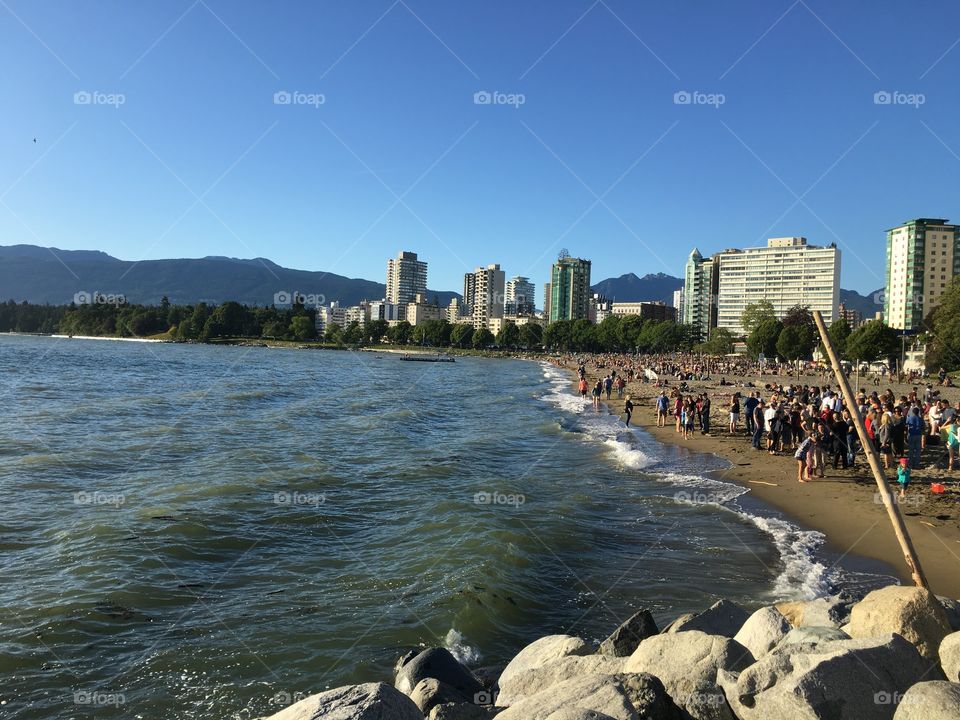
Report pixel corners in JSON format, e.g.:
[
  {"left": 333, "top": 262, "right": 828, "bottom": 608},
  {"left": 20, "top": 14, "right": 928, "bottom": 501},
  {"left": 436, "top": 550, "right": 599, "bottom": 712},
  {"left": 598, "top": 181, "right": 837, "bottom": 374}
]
[
  {"left": 604, "top": 374, "right": 613, "bottom": 400},
  {"left": 623, "top": 395, "right": 634, "bottom": 426},
  {"left": 728, "top": 393, "right": 740, "bottom": 435},
  {"left": 906, "top": 407, "right": 924, "bottom": 469},
  {"left": 701, "top": 393, "right": 711, "bottom": 435},
  {"left": 578, "top": 377, "right": 588, "bottom": 399},
  {"left": 674, "top": 394, "right": 683, "bottom": 434},
  {"left": 656, "top": 391, "right": 669, "bottom": 427},
  {"left": 593, "top": 379, "right": 603, "bottom": 408},
  {"left": 744, "top": 392, "right": 759, "bottom": 435},
  {"left": 795, "top": 432, "right": 815, "bottom": 482},
  {"left": 752, "top": 400, "right": 765, "bottom": 450}
]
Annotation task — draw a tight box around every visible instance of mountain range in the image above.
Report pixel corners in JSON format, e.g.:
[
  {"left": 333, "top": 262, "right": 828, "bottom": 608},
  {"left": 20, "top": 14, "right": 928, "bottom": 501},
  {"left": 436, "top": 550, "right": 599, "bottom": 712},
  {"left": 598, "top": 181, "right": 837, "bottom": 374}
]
[{"left": 0, "top": 245, "right": 884, "bottom": 318}]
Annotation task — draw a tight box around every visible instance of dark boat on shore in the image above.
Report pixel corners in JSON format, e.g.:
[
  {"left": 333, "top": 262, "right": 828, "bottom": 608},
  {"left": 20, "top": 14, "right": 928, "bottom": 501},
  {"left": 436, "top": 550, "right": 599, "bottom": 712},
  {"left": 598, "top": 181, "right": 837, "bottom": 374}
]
[{"left": 399, "top": 353, "right": 456, "bottom": 363}]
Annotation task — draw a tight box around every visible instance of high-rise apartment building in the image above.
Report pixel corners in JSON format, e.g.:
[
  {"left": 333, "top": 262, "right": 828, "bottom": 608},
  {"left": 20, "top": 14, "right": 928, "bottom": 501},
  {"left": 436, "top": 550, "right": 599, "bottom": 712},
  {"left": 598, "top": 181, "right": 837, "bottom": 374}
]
[
  {"left": 462, "top": 272, "right": 476, "bottom": 314},
  {"left": 505, "top": 276, "right": 536, "bottom": 316},
  {"left": 548, "top": 254, "right": 592, "bottom": 322},
  {"left": 543, "top": 282, "right": 552, "bottom": 321},
  {"left": 884, "top": 218, "right": 960, "bottom": 330},
  {"left": 385, "top": 251, "right": 427, "bottom": 305},
  {"left": 714, "top": 238, "right": 839, "bottom": 334},
  {"left": 469, "top": 264, "right": 506, "bottom": 329},
  {"left": 682, "top": 248, "right": 718, "bottom": 342}
]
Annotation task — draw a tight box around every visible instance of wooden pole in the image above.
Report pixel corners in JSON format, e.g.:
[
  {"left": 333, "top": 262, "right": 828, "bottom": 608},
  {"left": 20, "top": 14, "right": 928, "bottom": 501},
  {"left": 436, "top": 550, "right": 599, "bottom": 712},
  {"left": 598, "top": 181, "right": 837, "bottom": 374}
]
[{"left": 813, "top": 311, "right": 929, "bottom": 589}]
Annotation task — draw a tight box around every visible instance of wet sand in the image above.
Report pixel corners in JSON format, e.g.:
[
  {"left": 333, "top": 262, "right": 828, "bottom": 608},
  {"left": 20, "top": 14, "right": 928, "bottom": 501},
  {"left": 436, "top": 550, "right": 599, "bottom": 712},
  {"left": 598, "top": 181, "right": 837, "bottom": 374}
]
[{"left": 566, "top": 362, "right": 960, "bottom": 599}]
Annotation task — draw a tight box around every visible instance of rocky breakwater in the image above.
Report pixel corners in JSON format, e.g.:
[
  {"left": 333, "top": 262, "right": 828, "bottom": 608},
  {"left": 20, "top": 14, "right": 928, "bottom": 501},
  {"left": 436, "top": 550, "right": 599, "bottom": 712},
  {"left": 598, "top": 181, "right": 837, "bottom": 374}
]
[{"left": 260, "top": 586, "right": 960, "bottom": 720}]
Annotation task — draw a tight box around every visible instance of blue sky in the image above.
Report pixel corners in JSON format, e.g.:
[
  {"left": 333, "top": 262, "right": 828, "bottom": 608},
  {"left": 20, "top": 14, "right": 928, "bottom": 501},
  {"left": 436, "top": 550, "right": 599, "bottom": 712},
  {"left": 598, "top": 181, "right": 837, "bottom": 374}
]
[{"left": 2, "top": 0, "right": 959, "bottom": 295}]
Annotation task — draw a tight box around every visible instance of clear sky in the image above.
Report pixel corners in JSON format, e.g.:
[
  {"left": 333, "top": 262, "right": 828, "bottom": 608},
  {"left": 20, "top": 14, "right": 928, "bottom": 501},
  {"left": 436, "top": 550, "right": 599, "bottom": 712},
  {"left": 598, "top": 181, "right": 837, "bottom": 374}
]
[{"left": 2, "top": 0, "right": 959, "bottom": 295}]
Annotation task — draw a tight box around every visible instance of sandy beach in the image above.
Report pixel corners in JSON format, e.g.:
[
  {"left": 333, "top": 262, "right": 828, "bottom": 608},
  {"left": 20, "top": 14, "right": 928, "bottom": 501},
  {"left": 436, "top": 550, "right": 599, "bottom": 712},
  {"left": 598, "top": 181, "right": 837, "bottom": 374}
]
[{"left": 564, "top": 360, "right": 960, "bottom": 599}]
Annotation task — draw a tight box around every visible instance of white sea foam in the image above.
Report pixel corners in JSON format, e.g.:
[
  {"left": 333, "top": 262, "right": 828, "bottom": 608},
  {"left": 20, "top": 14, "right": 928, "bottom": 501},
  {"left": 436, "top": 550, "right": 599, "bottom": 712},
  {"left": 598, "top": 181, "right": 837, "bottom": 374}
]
[
  {"left": 602, "top": 438, "right": 653, "bottom": 469},
  {"left": 741, "top": 513, "right": 831, "bottom": 600},
  {"left": 444, "top": 628, "right": 481, "bottom": 665}
]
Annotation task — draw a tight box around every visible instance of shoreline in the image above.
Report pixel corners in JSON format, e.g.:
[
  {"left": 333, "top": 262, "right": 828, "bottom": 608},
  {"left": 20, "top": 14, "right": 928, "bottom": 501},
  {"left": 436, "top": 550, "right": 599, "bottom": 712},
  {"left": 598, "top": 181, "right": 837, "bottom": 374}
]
[{"left": 560, "top": 361, "right": 960, "bottom": 599}]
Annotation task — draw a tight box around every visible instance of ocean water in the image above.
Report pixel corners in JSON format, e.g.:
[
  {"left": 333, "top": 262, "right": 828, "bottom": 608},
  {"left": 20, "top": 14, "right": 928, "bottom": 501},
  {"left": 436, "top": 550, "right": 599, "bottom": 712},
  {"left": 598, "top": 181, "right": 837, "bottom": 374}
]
[{"left": 0, "top": 336, "right": 890, "bottom": 719}]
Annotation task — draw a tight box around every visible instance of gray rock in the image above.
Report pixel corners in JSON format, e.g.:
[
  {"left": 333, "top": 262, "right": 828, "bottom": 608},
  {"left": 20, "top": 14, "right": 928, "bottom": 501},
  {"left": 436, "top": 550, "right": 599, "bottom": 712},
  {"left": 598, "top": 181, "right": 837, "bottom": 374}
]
[
  {"left": 494, "top": 673, "right": 678, "bottom": 720},
  {"left": 941, "top": 631, "right": 960, "bottom": 682},
  {"left": 777, "top": 625, "right": 850, "bottom": 648},
  {"left": 733, "top": 607, "right": 790, "bottom": 659},
  {"left": 661, "top": 612, "right": 696, "bottom": 633},
  {"left": 938, "top": 596, "right": 960, "bottom": 632},
  {"left": 599, "top": 609, "right": 659, "bottom": 657},
  {"left": 624, "top": 630, "right": 752, "bottom": 718},
  {"left": 471, "top": 665, "right": 503, "bottom": 691},
  {"left": 892, "top": 681, "right": 960, "bottom": 720},
  {"left": 410, "top": 678, "right": 470, "bottom": 714},
  {"left": 720, "top": 633, "right": 938, "bottom": 720},
  {"left": 428, "top": 702, "right": 500, "bottom": 719},
  {"left": 800, "top": 594, "right": 851, "bottom": 628},
  {"left": 666, "top": 600, "right": 750, "bottom": 638},
  {"left": 261, "top": 682, "right": 422, "bottom": 720},
  {"left": 395, "top": 647, "right": 483, "bottom": 699},
  {"left": 495, "top": 655, "right": 625, "bottom": 707},
  {"left": 848, "top": 586, "right": 952, "bottom": 663},
  {"left": 497, "top": 635, "right": 592, "bottom": 689}
]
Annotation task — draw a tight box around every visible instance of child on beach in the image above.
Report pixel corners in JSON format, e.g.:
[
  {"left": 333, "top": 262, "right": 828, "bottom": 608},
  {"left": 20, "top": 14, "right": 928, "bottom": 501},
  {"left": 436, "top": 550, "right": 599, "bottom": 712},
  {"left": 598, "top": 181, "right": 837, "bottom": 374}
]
[
  {"left": 656, "top": 392, "right": 669, "bottom": 427},
  {"left": 896, "top": 457, "right": 910, "bottom": 500}
]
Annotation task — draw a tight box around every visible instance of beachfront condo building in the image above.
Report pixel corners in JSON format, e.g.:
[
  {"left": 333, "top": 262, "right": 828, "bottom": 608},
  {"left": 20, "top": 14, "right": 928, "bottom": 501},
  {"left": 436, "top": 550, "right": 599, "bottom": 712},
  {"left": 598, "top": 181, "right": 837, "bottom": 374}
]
[
  {"left": 547, "top": 255, "right": 592, "bottom": 322},
  {"left": 682, "top": 248, "right": 718, "bottom": 342},
  {"left": 714, "top": 237, "right": 840, "bottom": 335},
  {"left": 883, "top": 218, "right": 960, "bottom": 330},
  {"left": 505, "top": 276, "right": 536, "bottom": 316},
  {"left": 543, "top": 282, "right": 552, "bottom": 320},
  {"left": 386, "top": 251, "right": 428, "bottom": 305},
  {"left": 469, "top": 264, "right": 506, "bottom": 329},
  {"left": 611, "top": 301, "right": 677, "bottom": 322},
  {"left": 672, "top": 288, "right": 684, "bottom": 322}
]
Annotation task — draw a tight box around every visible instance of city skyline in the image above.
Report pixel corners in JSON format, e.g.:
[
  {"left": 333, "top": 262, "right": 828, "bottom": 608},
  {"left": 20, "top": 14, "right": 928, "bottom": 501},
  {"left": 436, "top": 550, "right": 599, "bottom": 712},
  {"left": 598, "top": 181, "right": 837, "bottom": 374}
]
[{"left": 4, "top": 2, "right": 960, "bottom": 296}]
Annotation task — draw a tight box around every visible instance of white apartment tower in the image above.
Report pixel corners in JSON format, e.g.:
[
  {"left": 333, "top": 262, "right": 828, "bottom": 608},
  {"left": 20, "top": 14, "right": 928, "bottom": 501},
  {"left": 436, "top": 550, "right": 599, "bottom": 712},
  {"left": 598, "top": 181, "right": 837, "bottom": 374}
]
[
  {"left": 385, "top": 251, "right": 427, "bottom": 305},
  {"left": 715, "top": 237, "right": 840, "bottom": 334},
  {"left": 505, "top": 276, "right": 536, "bottom": 316},
  {"left": 470, "top": 264, "right": 506, "bottom": 329}
]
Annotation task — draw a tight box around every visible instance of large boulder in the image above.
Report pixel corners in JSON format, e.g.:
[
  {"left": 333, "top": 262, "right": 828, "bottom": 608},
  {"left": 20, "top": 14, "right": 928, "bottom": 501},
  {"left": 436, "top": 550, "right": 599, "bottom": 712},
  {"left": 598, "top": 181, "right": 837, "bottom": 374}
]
[
  {"left": 892, "top": 680, "right": 960, "bottom": 720},
  {"left": 494, "top": 673, "right": 678, "bottom": 720},
  {"left": 665, "top": 600, "right": 749, "bottom": 638},
  {"left": 624, "top": 631, "right": 752, "bottom": 718},
  {"left": 428, "top": 702, "right": 499, "bottom": 719},
  {"left": 495, "top": 655, "right": 626, "bottom": 707},
  {"left": 939, "top": 596, "right": 960, "bottom": 632},
  {"left": 774, "top": 594, "right": 853, "bottom": 629},
  {"left": 941, "top": 631, "right": 960, "bottom": 682},
  {"left": 599, "top": 609, "right": 659, "bottom": 657},
  {"left": 497, "top": 635, "right": 592, "bottom": 689},
  {"left": 733, "top": 607, "right": 791, "bottom": 659},
  {"left": 409, "top": 678, "right": 470, "bottom": 714},
  {"left": 262, "top": 682, "right": 422, "bottom": 720},
  {"left": 848, "top": 586, "right": 952, "bottom": 663},
  {"left": 777, "top": 626, "right": 850, "bottom": 648},
  {"left": 720, "top": 633, "right": 936, "bottom": 720},
  {"left": 395, "top": 647, "right": 483, "bottom": 700}
]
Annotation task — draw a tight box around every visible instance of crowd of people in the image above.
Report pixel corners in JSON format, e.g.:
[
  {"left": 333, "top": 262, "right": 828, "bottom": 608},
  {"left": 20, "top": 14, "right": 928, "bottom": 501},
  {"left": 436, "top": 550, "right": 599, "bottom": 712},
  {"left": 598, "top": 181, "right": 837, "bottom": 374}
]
[{"left": 561, "top": 352, "right": 958, "bottom": 496}]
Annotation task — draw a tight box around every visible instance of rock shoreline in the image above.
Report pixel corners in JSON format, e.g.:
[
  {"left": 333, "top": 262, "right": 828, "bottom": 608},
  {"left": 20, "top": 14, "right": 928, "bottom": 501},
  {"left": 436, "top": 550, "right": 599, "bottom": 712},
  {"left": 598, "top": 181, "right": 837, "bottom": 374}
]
[{"left": 261, "top": 585, "right": 960, "bottom": 719}]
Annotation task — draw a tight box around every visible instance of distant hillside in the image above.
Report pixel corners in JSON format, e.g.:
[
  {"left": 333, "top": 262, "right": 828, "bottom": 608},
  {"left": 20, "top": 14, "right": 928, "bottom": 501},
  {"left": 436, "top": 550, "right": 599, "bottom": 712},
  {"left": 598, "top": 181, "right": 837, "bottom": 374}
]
[
  {"left": 839, "top": 287, "right": 883, "bottom": 319},
  {"left": 0, "top": 245, "right": 459, "bottom": 307},
  {"left": 591, "top": 272, "right": 683, "bottom": 305}
]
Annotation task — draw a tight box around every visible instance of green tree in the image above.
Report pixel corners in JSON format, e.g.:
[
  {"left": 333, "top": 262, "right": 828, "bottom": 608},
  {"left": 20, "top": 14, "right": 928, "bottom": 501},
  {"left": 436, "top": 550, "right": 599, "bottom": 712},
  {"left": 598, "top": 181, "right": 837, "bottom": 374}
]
[
  {"left": 364, "top": 319, "right": 388, "bottom": 344},
  {"left": 740, "top": 300, "right": 776, "bottom": 336},
  {"left": 776, "top": 323, "right": 815, "bottom": 361},
  {"left": 926, "top": 277, "right": 960, "bottom": 369},
  {"left": 846, "top": 320, "right": 899, "bottom": 363},
  {"left": 519, "top": 322, "right": 543, "bottom": 350},
  {"left": 386, "top": 321, "right": 412, "bottom": 345},
  {"left": 596, "top": 315, "right": 622, "bottom": 351},
  {"left": 617, "top": 315, "right": 644, "bottom": 351},
  {"left": 450, "top": 323, "right": 474, "bottom": 348},
  {"left": 820, "top": 318, "right": 851, "bottom": 358},
  {"left": 343, "top": 321, "right": 364, "bottom": 345},
  {"left": 472, "top": 327, "right": 494, "bottom": 349},
  {"left": 262, "top": 320, "right": 287, "bottom": 339},
  {"left": 696, "top": 327, "right": 735, "bottom": 355},
  {"left": 543, "top": 320, "right": 572, "bottom": 350},
  {"left": 570, "top": 318, "right": 596, "bottom": 351},
  {"left": 747, "top": 318, "right": 783, "bottom": 359},
  {"left": 289, "top": 315, "right": 316, "bottom": 340},
  {"left": 496, "top": 322, "right": 521, "bottom": 348}
]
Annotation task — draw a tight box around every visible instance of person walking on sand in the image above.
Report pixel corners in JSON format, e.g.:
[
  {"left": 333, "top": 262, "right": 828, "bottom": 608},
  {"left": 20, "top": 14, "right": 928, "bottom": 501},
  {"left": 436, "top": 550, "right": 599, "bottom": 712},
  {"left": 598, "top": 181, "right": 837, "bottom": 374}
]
[
  {"left": 752, "top": 399, "right": 765, "bottom": 450},
  {"left": 623, "top": 395, "right": 634, "bottom": 427},
  {"left": 592, "top": 379, "right": 603, "bottom": 408},
  {"left": 656, "top": 391, "right": 669, "bottom": 427},
  {"left": 728, "top": 393, "right": 740, "bottom": 435},
  {"left": 877, "top": 413, "right": 893, "bottom": 469},
  {"left": 674, "top": 394, "right": 683, "bottom": 434},
  {"left": 604, "top": 374, "right": 613, "bottom": 400},
  {"left": 906, "top": 407, "right": 924, "bottom": 469},
  {"left": 578, "top": 377, "right": 588, "bottom": 400}
]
